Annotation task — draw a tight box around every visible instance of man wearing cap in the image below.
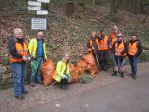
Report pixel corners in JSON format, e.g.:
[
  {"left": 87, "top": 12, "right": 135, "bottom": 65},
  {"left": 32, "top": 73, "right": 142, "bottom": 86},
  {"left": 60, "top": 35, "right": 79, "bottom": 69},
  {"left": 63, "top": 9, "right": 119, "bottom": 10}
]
[
  {"left": 98, "top": 31, "right": 111, "bottom": 71},
  {"left": 53, "top": 53, "right": 71, "bottom": 89},
  {"left": 112, "top": 34, "right": 127, "bottom": 77},
  {"left": 127, "top": 34, "right": 142, "bottom": 80},
  {"left": 8, "top": 28, "right": 30, "bottom": 100},
  {"left": 28, "top": 31, "right": 47, "bottom": 87}
]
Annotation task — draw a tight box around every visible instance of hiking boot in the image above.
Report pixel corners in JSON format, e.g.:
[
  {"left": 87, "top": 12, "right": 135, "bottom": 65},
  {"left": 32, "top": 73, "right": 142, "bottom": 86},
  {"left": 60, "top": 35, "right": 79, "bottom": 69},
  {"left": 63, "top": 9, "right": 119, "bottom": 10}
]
[
  {"left": 15, "top": 95, "right": 24, "bottom": 100},
  {"left": 112, "top": 71, "right": 117, "bottom": 76},
  {"left": 131, "top": 74, "right": 136, "bottom": 80},
  {"left": 22, "top": 90, "right": 29, "bottom": 94},
  {"left": 130, "top": 73, "right": 136, "bottom": 80},
  {"left": 103, "top": 68, "right": 107, "bottom": 72},
  {"left": 38, "top": 80, "right": 43, "bottom": 84},
  {"left": 30, "top": 82, "right": 36, "bottom": 87},
  {"left": 120, "top": 72, "right": 124, "bottom": 78},
  {"left": 59, "top": 84, "right": 68, "bottom": 90}
]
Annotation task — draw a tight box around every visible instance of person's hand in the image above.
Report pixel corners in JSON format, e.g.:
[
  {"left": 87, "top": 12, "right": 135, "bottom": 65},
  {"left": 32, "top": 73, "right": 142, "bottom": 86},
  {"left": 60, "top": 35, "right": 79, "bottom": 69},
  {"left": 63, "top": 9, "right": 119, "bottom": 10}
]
[
  {"left": 44, "top": 58, "right": 47, "bottom": 62},
  {"left": 61, "top": 74, "right": 67, "bottom": 79},
  {"left": 109, "top": 45, "right": 112, "bottom": 49},
  {"left": 22, "top": 56, "right": 28, "bottom": 61},
  {"left": 92, "top": 47, "right": 95, "bottom": 50},
  {"left": 28, "top": 56, "right": 31, "bottom": 61},
  {"left": 115, "top": 52, "right": 121, "bottom": 56}
]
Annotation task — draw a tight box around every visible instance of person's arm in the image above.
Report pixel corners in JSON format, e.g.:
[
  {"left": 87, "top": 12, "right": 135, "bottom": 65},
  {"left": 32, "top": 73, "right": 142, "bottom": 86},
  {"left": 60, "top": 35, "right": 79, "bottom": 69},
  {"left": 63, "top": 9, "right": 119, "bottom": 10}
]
[
  {"left": 43, "top": 42, "right": 47, "bottom": 60},
  {"left": 28, "top": 39, "right": 34, "bottom": 56},
  {"left": 107, "top": 37, "right": 112, "bottom": 48},
  {"left": 56, "top": 61, "right": 63, "bottom": 76},
  {"left": 112, "top": 42, "right": 116, "bottom": 54},
  {"left": 87, "top": 39, "right": 92, "bottom": 48},
  {"left": 8, "top": 39, "right": 22, "bottom": 58},
  {"left": 121, "top": 42, "right": 128, "bottom": 55},
  {"left": 135, "top": 41, "right": 143, "bottom": 57}
]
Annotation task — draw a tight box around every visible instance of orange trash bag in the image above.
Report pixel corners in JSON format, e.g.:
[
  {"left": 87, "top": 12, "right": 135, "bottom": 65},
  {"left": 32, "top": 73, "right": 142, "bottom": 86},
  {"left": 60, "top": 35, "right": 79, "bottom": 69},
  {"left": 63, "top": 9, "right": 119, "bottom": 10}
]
[
  {"left": 77, "top": 60, "right": 88, "bottom": 72},
  {"left": 83, "top": 53, "right": 96, "bottom": 66},
  {"left": 41, "top": 59, "right": 55, "bottom": 86},
  {"left": 70, "top": 70, "right": 80, "bottom": 84},
  {"left": 74, "top": 65, "right": 85, "bottom": 76},
  {"left": 87, "top": 64, "right": 99, "bottom": 77},
  {"left": 70, "top": 63, "right": 75, "bottom": 72}
]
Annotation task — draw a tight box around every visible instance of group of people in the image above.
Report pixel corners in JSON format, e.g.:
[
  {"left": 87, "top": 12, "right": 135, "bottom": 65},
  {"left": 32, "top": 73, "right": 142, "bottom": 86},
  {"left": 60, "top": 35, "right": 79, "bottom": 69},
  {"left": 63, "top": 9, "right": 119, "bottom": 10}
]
[
  {"left": 8, "top": 28, "right": 71, "bottom": 100},
  {"left": 87, "top": 25, "right": 142, "bottom": 79},
  {"left": 8, "top": 25, "right": 142, "bottom": 100}
]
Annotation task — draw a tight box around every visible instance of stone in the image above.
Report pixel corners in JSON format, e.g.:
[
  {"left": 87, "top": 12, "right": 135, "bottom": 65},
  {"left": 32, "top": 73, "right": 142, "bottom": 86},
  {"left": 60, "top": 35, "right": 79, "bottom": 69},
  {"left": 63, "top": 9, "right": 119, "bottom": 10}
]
[
  {"left": 0, "top": 66, "right": 7, "bottom": 74},
  {"left": 7, "top": 66, "right": 12, "bottom": 72},
  {"left": 2, "top": 73, "right": 12, "bottom": 80}
]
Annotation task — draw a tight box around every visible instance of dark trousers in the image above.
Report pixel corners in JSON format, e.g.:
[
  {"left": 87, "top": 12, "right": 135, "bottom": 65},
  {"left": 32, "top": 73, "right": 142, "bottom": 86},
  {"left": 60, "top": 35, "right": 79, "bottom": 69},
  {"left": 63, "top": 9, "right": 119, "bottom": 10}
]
[
  {"left": 99, "top": 50, "right": 109, "bottom": 69},
  {"left": 129, "top": 56, "right": 138, "bottom": 77},
  {"left": 59, "top": 78, "right": 68, "bottom": 87}
]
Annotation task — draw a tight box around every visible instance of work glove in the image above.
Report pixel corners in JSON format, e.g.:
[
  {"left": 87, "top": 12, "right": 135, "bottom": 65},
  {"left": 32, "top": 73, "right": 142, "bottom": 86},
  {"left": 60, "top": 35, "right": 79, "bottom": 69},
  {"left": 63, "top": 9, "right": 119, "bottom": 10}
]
[
  {"left": 22, "top": 56, "right": 28, "bottom": 61},
  {"left": 61, "top": 74, "right": 67, "bottom": 79},
  {"left": 92, "top": 47, "right": 95, "bottom": 50}
]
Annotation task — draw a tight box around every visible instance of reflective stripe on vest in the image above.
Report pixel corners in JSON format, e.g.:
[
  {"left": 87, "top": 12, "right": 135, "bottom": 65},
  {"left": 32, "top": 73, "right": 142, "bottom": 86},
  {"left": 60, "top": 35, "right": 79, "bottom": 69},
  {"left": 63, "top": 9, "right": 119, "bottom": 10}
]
[
  {"left": 128, "top": 42, "right": 138, "bottom": 56},
  {"left": 99, "top": 36, "right": 109, "bottom": 50},
  {"left": 115, "top": 42, "right": 126, "bottom": 56},
  {"left": 10, "top": 42, "right": 28, "bottom": 62}
]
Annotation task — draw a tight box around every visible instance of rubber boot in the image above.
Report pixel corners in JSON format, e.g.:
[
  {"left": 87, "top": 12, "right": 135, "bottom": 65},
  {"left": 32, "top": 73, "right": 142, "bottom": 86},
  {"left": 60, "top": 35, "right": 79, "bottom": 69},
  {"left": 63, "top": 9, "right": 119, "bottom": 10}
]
[
  {"left": 120, "top": 72, "right": 124, "bottom": 78},
  {"left": 112, "top": 71, "right": 117, "bottom": 76}
]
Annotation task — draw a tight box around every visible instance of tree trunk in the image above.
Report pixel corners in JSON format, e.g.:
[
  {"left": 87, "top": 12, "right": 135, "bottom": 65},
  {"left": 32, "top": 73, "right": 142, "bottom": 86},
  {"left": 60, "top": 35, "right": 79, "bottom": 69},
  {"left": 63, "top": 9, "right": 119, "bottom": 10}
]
[{"left": 110, "top": 0, "right": 118, "bottom": 15}]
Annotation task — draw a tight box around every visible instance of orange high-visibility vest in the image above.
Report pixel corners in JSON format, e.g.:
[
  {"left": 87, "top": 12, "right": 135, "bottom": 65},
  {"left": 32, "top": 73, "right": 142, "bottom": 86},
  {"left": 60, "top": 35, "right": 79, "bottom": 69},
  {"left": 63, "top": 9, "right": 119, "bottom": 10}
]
[
  {"left": 89, "top": 38, "right": 100, "bottom": 50},
  {"left": 115, "top": 41, "right": 126, "bottom": 56},
  {"left": 10, "top": 42, "right": 28, "bottom": 62},
  {"left": 99, "top": 36, "right": 109, "bottom": 51},
  {"left": 110, "top": 32, "right": 121, "bottom": 45},
  {"left": 128, "top": 42, "right": 138, "bottom": 56}
]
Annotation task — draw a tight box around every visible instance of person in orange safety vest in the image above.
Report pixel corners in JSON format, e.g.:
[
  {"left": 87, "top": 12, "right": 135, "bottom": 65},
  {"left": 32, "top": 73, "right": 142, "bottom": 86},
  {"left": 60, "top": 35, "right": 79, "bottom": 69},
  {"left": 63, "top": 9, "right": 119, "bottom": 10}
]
[
  {"left": 8, "top": 28, "right": 30, "bottom": 100},
  {"left": 87, "top": 32, "right": 100, "bottom": 68},
  {"left": 127, "top": 33, "right": 142, "bottom": 80},
  {"left": 98, "top": 31, "right": 111, "bottom": 71},
  {"left": 110, "top": 25, "right": 122, "bottom": 46},
  {"left": 112, "top": 34, "right": 127, "bottom": 78}
]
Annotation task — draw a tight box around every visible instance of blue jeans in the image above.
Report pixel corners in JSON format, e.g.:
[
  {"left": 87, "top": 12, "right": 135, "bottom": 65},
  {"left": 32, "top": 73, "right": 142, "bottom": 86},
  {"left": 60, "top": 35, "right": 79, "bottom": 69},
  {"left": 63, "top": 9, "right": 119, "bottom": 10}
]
[
  {"left": 30, "top": 57, "right": 43, "bottom": 83},
  {"left": 129, "top": 56, "right": 138, "bottom": 75},
  {"left": 11, "top": 62, "right": 26, "bottom": 96}
]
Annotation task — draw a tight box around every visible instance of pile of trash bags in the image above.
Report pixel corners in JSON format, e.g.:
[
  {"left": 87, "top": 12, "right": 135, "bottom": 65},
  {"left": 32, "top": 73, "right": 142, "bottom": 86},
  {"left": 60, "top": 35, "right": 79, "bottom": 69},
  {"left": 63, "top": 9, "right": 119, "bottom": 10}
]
[{"left": 41, "top": 52, "right": 99, "bottom": 86}]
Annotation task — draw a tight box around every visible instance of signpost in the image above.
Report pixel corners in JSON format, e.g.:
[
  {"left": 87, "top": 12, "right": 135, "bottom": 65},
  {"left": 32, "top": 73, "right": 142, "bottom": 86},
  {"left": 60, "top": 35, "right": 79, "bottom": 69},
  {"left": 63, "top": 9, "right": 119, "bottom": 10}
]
[
  {"left": 31, "top": 18, "right": 47, "bottom": 30},
  {"left": 28, "top": 6, "right": 41, "bottom": 10},
  {"left": 37, "top": 10, "right": 48, "bottom": 15},
  {"left": 37, "top": 0, "right": 50, "bottom": 3},
  {"left": 28, "top": 1, "right": 41, "bottom": 7},
  {"left": 28, "top": 0, "right": 49, "bottom": 32}
]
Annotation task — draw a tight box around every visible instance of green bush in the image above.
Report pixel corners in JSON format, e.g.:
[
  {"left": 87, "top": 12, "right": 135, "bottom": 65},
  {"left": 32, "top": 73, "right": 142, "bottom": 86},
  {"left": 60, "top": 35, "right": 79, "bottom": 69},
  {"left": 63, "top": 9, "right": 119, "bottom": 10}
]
[{"left": 79, "top": 74, "right": 94, "bottom": 83}]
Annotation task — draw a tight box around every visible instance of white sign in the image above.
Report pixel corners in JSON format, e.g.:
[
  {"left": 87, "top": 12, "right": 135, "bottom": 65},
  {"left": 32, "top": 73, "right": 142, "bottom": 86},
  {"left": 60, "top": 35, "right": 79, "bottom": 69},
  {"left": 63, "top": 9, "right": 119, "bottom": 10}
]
[
  {"left": 37, "top": 10, "right": 48, "bottom": 15},
  {"left": 28, "top": 6, "right": 41, "bottom": 10},
  {"left": 28, "top": 1, "right": 41, "bottom": 6},
  {"left": 37, "top": 0, "right": 50, "bottom": 3},
  {"left": 31, "top": 18, "right": 47, "bottom": 30}
]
